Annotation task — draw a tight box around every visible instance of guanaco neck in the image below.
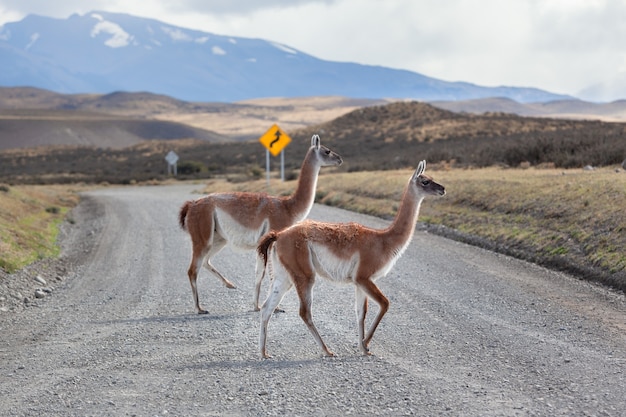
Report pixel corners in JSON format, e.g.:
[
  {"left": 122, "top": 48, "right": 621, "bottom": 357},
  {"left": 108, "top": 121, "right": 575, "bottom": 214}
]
[
  {"left": 285, "top": 149, "right": 320, "bottom": 219},
  {"left": 382, "top": 183, "right": 424, "bottom": 250}
]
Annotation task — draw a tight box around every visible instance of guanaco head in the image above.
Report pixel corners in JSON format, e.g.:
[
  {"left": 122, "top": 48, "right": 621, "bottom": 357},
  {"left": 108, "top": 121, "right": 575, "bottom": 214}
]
[
  {"left": 311, "top": 134, "right": 343, "bottom": 167},
  {"left": 411, "top": 160, "right": 446, "bottom": 197}
]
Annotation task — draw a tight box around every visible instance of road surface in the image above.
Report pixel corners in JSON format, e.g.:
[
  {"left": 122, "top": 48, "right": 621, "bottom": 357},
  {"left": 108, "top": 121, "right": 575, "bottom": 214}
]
[{"left": 0, "top": 184, "right": 624, "bottom": 416}]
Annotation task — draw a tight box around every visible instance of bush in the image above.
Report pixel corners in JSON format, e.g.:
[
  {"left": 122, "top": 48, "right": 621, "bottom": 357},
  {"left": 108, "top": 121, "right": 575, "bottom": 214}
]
[{"left": 177, "top": 160, "right": 205, "bottom": 175}]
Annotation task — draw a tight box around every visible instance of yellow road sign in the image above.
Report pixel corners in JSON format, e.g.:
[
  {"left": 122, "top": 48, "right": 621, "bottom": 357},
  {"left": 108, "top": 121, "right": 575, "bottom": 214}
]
[{"left": 259, "top": 124, "right": 291, "bottom": 156}]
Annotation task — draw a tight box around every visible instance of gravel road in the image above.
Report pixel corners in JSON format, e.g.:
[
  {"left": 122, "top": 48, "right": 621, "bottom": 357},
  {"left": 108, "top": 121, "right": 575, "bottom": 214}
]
[{"left": 1, "top": 183, "right": 625, "bottom": 416}]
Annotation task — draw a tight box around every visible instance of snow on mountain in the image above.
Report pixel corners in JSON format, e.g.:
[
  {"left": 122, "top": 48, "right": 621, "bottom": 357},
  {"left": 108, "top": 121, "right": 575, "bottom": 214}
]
[{"left": 0, "top": 11, "right": 573, "bottom": 103}]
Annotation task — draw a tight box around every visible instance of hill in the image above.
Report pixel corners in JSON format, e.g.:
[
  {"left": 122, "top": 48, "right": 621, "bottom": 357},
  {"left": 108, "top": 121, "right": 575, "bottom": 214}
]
[
  {"left": 295, "top": 102, "right": 626, "bottom": 171},
  {"left": 0, "top": 108, "right": 228, "bottom": 150},
  {"left": 1, "top": 98, "right": 625, "bottom": 184},
  {"left": 0, "top": 87, "right": 389, "bottom": 144},
  {"left": 0, "top": 11, "right": 571, "bottom": 103},
  {"left": 432, "top": 97, "right": 626, "bottom": 122}
]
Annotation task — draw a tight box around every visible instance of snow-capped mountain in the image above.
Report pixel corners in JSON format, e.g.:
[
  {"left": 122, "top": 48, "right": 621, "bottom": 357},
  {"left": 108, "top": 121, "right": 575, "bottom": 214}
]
[{"left": 0, "top": 11, "right": 572, "bottom": 103}]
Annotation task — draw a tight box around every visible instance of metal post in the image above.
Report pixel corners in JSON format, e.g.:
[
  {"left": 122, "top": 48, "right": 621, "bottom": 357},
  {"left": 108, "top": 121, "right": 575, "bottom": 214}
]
[
  {"left": 280, "top": 150, "right": 285, "bottom": 181},
  {"left": 266, "top": 149, "right": 270, "bottom": 187}
]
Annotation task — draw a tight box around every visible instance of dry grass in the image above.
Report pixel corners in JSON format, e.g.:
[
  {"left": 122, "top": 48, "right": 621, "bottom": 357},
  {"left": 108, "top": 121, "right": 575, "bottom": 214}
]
[
  {"left": 0, "top": 184, "right": 83, "bottom": 273},
  {"left": 156, "top": 96, "right": 389, "bottom": 140},
  {"left": 427, "top": 167, "right": 626, "bottom": 286},
  {"left": 202, "top": 165, "right": 626, "bottom": 292},
  {"left": 2, "top": 166, "right": 624, "bottom": 293}
]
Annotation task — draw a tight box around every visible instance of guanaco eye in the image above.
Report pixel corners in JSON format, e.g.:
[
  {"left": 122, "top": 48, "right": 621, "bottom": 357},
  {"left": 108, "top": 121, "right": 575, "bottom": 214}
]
[
  {"left": 421, "top": 179, "right": 431, "bottom": 186},
  {"left": 325, "top": 149, "right": 331, "bottom": 155}
]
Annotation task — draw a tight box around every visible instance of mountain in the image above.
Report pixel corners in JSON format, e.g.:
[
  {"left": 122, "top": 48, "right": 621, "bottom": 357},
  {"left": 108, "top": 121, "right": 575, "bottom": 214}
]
[
  {"left": 431, "top": 97, "right": 626, "bottom": 121},
  {"left": 0, "top": 11, "right": 572, "bottom": 103}
]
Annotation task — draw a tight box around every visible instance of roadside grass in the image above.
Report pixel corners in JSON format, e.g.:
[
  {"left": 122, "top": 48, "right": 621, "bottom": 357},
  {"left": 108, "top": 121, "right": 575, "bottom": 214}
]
[
  {"left": 2, "top": 166, "right": 624, "bottom": 294},
  {"left": 0, "top": 185, "right": 81, "bottom": 273},
  {"left": 203, "top": 165, "right": 626, "bottom": 292}
]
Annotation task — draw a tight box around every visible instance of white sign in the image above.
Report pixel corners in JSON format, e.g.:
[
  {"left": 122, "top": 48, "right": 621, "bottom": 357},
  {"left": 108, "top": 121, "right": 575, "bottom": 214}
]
[
  {"left": 165, "top": 151, "right": 179, "bottom": 165},
  {"left": 165, "top": 151, "right": 179, "bottom": 176}
]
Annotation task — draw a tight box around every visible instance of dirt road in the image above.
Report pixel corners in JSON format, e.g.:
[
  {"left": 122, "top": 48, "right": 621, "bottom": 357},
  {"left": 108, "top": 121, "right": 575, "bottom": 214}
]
[{"left": 1, "top": 184, "right": 624, "bottom": 416}]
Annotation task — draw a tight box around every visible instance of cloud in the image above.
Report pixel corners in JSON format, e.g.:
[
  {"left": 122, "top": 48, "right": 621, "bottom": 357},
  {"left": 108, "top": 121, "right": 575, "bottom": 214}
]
[
  {"left": 157, "top": 0, "right": 337, "bottom": 15},
  {"left": 0, "top": 0, "right": 625, "bottom": 100}
]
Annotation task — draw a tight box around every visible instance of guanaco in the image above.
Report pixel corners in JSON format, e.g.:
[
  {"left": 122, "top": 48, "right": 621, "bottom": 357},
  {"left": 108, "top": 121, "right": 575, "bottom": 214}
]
[
  {"left": 257, "top": 160, "right": 445, "bottom": 358},
  {"left": 179, "top": 135, "right": 342, "bottom": 314}
]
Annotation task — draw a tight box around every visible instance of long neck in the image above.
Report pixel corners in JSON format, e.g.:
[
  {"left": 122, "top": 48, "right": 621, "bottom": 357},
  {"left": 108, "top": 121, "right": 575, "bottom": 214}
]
[
  {"left": 286, "top": 150, "right": 320, "bottom": 218},
  {"left": 382, "top": 183, "right": 423, "bottom": 248}
]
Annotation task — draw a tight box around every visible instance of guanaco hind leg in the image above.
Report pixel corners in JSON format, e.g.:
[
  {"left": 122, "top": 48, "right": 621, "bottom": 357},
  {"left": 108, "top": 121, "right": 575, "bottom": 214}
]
[
  {"left": 253, "top": 253, "right": 266, "bottom": 311},
  {"left": 188, "top": 247, "right": 209, "bottom": 314},
  {"left": 259, "top": 271, "right": 293, "bottom": 358}
]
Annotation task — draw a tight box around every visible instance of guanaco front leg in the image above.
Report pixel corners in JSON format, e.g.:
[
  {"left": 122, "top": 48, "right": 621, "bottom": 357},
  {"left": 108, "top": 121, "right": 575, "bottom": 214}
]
[
  {"left": 295, "top": 277, "right": 335, "bottom": 357},
  {"left": 355, "top": 287, "right": 370, "bottom": 354},
  {"left": 359, "top": 280, "right": 390, "bottom": 350}
]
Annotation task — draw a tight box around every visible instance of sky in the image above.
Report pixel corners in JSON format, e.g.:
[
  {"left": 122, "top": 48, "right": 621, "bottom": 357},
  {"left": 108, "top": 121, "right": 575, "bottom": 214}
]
[{"left": 1, "top": 0, "right": 625, "bottom": 101}]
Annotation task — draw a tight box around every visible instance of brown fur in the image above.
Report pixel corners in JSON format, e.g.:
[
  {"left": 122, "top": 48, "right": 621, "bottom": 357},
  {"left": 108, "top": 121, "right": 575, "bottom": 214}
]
[
  {"left": 257, "top": 231, "right": 278, "bottom": 267},
  {"left": 179, "top": 201, "right": 190, "bottom": 229},
  {"left": 258, "top": 160, "right": 445, "bottom": 358},
  {"left": 179, "top": 135, "right": 342, "bottom": 314}
]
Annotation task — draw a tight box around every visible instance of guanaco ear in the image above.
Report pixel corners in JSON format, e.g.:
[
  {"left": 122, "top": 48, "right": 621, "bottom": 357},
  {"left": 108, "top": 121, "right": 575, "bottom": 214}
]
[
  {"left": 412, "top": 160, "right": 426, "bottom": 181},
  {"left": 311, "top": 134, "right": 321, "bottom": 150}
]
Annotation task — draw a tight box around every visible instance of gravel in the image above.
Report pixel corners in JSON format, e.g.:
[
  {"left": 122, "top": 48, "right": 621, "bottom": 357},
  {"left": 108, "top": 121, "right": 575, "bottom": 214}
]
[{"left": 0, "top": 183, "right": 624, "bottom": 416}]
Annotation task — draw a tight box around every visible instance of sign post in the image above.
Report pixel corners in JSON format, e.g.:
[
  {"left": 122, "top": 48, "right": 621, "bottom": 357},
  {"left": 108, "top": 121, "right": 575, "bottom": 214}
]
[
  {"left": 258, "top": 124, "right": 292, "bottom": 186},
  {"left": 165, "top": 151, "right": 179, "bottom": 176}
]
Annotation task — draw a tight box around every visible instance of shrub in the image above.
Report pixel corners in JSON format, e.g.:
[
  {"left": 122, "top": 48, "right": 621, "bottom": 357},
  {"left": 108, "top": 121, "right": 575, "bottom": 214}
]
[{"left": 177, "top": 160, "right": 205, "bottom": 175}]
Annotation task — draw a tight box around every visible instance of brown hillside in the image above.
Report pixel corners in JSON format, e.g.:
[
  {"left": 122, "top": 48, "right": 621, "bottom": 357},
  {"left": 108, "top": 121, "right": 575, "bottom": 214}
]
[
  {"left": 298, "top": 101, "right": 607, "bottom": 143},
  {"left": 432, "top": 97, "right": 626, "bottom": 122},
  {"left": 0, "top": 109, "right": 228, "bottom": 150},
  {"left": 0, "top": 87, "right": 237, "bottom": 115},
  {"left": 0, "top": 87, "right": 97, "bottom": 109},
  {"left": 1, "top": 91, "right": 625, "bottom": 184},
  {"left": 293, "top": 101, "right": 626, "bottom": 172},
  {"left": 0, "top": 87, "right": 386, "bottom": 142}
]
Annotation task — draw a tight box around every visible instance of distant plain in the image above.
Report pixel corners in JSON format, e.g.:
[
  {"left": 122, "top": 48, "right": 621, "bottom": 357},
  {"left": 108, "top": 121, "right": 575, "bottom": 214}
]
[{"left": 0, "top": 87, "right": 624, "bottom": 294}]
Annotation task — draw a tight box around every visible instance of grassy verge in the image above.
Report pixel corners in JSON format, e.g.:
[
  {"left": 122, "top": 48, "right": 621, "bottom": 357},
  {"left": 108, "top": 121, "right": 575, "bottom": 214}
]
[
  {"left": 0, "top": 184, "right": 82, "bottom": 273},
  {"left": 2, "top": 166, "right": 624, "bottom": 294},
  {"left": 204, "top": 165, "right": 626, "bottom": 293}
]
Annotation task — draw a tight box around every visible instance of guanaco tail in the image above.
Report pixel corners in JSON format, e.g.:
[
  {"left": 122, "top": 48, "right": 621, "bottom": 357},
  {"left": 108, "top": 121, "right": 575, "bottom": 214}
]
[{"left": 256, "top": 160, "right": 445, "bottom": 358}]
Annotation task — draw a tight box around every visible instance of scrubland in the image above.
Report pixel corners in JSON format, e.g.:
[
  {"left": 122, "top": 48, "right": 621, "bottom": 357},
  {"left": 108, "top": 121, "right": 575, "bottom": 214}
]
[{"left": 1, "top": 98, "right": 625, "bottom": 293}]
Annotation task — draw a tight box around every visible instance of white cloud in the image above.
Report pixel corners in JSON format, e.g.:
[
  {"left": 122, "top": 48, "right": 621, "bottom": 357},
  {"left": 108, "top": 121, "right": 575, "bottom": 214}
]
[{"left": 1, "top": 0, "right": 625, "bottom": 100}]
